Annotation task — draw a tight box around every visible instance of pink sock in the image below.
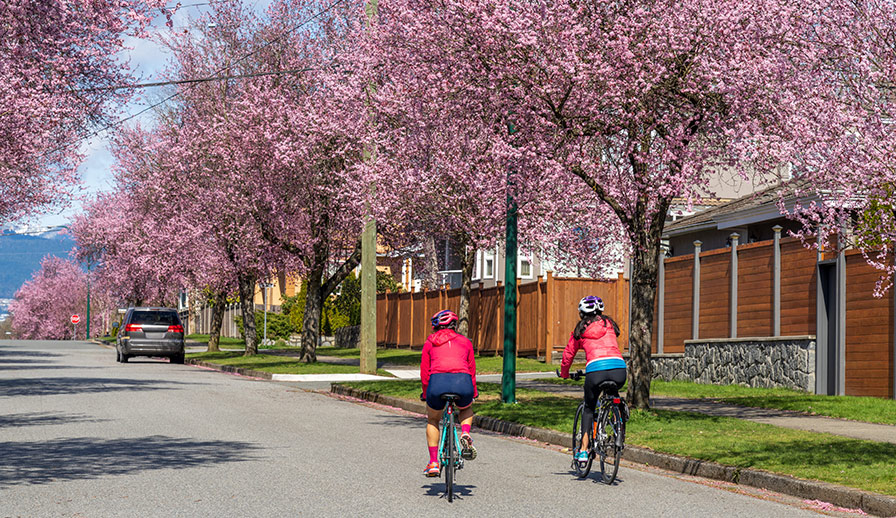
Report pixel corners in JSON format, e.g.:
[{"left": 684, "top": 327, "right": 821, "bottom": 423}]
[
  {"left": 429, "top": 446, "right": 438, "bottom": 463},
  {"left": 461, "top": 424, "right": 471, "bottom": 435}
]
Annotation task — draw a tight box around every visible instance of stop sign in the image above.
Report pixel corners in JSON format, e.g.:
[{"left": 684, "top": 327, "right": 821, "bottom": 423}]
[{"left": 70, "top": 314, "right": 80, "bottom": 325}]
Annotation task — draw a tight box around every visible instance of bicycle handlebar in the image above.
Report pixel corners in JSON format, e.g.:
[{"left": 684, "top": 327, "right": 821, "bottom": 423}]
[{"left": 555, "top": 368, "right": 584, "bottom": 381}]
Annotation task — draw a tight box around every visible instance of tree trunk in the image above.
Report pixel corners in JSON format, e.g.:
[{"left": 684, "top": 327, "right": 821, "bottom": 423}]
[
  {"left": 627, "top": 246, "right": 659, "bottom": 409},
  {"left": 238, "top": 272, "right": 258, "bottom": 355},
  {"left": 422, "top": 235, "right": 441, "bottom": 289},
  {"left": 300, "top": 267, "right": 324, "bottom": 363},
  {"left": 456, "top": 243, "right": 476, "bottom": 337},
  {"left": 299, "top": 241, "right": 363, "bottom": 363},
  {"left": 624, "top": 197, "right": 667, "bottom": 409},
  {"left": 207, "top": 290, "right": 227, "bottom": 352}
]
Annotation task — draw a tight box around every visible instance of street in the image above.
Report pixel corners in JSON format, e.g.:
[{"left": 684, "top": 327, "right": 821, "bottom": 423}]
[{"left": 0, "top": 340, "right": 854, "bottom": 517}]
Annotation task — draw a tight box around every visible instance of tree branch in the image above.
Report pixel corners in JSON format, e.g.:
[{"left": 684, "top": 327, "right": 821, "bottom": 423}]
[{"left": 321, "top": 238, "right": 363, "bottom": 298}]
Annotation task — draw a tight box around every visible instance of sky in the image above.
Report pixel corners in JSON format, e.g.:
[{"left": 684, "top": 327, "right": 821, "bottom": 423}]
[{"left": 35, "top": 0, "right": 274, "bottom": 230}]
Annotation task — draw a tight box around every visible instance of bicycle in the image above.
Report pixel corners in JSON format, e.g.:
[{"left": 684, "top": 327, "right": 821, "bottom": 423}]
[
  {"left": 437, "top": 393, "right": 465, "bottom": 502},
  {"left": 558, "top": 369, "right": 628, "bottom": 484}
]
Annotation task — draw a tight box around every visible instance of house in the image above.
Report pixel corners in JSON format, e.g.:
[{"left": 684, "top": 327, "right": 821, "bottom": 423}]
[
  {"left": 664, "top": 181, "right": 810, "bottom": 256},
  {"left": 653, "top": 182, "right": 894, "bottom": 399}
]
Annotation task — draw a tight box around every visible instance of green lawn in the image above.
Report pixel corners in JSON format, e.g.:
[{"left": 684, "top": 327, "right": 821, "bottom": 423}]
[
  {"left": 186, "top": 334, "right": 246, "bottom": 348},
  {"left": 187, "top": 351, "right": 392, "bottom": 376},
  {"left": 316, "top": 346, "right": 582, "bottom": 374},
  {"left": 533, "top": 378, "right": 896, "bottom": 426},
  {"left": 339, "top": 380, "right": 896, "bottom": 497}
]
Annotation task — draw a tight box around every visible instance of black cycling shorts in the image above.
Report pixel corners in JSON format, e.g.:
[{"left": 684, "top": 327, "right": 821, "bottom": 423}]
[{"left": 426, "top": 372, "right": 475, "bottom": 410}]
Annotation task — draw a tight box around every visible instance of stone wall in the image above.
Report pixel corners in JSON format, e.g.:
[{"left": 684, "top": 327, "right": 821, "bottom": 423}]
[
  {"left": 644, "top": 336, "right": 816, "bottom": 392},
  {"left": 334, "top": 325, "right": 360, "bottom": 348}
]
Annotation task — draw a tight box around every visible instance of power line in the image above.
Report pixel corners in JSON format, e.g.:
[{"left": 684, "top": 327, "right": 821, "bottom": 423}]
[
  {"left": 80, "top": 67, "right": 315, "bottom": 92},
  {"left": 36, "top": 0, "right": 351, "bottom": 161}
]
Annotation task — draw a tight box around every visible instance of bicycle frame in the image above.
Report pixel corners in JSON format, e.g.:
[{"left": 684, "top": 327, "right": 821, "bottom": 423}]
[{"left": 437, "top": 401, "right": 464, "bottom": 471}]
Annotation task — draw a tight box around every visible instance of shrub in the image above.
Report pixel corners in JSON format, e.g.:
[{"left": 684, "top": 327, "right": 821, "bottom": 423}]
[{"left": 235, "top": 310, "right": 296, "bottom": 340}]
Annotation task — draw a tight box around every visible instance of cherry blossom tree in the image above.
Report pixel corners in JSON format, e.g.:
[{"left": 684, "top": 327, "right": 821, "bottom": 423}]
[
  {"left": 9, "top": 256, "right": 113, "bottom": 340},
  {"left": 71, "top": 125, "right": 243, "bottom": 352},
  {"left": 138, "top": 0, "right": 373, "bottom": 360},
  {"left": 367, "top": 0, "right": 878, "bottom": 408},
  {"left": 0, "top": 0, "right": 169, "bottom": 225},
  {"left": 776, "top": 0, "right": 896, "bottom": 296}
]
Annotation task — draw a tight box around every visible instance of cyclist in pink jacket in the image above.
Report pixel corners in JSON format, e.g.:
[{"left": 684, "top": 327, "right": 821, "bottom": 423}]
[
  {"left": 560, "top": 296, "right": 627, "bottom": 463},
  {"left": 420, "top": 309, "right": 478, "bottom": 477}
]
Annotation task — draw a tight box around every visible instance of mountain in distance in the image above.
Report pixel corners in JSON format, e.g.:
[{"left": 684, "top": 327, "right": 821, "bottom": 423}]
[{"left": 0, "top": 226, "right": 77, "bottom": 299}]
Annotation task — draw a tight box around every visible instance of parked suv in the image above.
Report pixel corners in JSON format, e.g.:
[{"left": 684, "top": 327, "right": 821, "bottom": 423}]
[{"left": 116, "top": 307, "right": 185, "bottom": 364}]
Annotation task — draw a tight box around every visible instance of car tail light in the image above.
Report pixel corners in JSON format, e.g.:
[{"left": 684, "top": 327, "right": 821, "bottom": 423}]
[
  {"left": 167, "top": 325, "right": 184, "bottom": 333},
  {"left": 124, "top": 324, "right": 142, "bottom": 332},
  {"left": 613, "top": 398, "right": 621, "bottom": 404}
]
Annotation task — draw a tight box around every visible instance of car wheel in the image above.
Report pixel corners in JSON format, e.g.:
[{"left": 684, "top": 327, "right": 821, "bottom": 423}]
[
  {"left": 115, "top": 347, "right": 121, "bottom": 363},
  {"left": 121, "top": 353, "right": 129, "bottom": 363},
  {"left": 170, "top": 352, "right": 185, "bottom": 364}
]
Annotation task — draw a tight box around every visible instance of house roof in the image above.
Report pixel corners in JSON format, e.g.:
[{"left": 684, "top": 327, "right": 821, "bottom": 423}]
[{"left": 663, "top": 180, "right": 814, "bottom": 237}]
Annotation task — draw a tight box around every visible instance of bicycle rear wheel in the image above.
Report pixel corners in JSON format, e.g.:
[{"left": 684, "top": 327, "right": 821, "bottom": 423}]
[
  {"left": 599, "top": 405, "right": 623, "bottom": 484},
  {"left": 444, "top": 409, "right": 456, "bottom": 502},
  {"left": 571, "top": 402, "right": 593, "bottom": 478}
]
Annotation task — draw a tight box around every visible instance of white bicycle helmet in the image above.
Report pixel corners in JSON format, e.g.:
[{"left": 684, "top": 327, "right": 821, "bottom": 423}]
[{"left": 578, "top": 295, "right": 604, "bottom": 314}]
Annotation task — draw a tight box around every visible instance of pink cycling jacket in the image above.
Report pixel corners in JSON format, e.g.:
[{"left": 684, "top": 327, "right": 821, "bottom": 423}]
[
  {"left": 420, "top": 329, "right": 478, "bottom": 397},
  {"left": 560, "top": 318, "right": 624, "bottom": 378}
]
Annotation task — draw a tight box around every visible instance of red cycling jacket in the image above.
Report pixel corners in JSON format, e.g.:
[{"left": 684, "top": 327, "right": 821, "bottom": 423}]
[
  {"left": 420, "top": 328, "right": 478, "bottom": 398},
  {"left": 560, "top": 318, "right": 623, "bottom": 378}
]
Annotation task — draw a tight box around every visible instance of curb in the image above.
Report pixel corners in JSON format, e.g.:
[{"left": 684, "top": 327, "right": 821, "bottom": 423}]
[
  {"left": 186, "top": 358, "right": 273, "bottom": 379},
  {"left": 331, "top": 384, "right": 896, "bottom": 517}
]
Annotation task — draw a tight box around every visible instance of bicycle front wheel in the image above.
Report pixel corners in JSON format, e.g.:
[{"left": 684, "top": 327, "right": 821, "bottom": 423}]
[
  {"left": 599, "top": 405, "right": 623, "bottom": 484},
  {"left": 571, "top": 402, "right": 592, "bottom": 478},
  {"left": 444, "top": 409, "right": 456, "bottom": 502}
]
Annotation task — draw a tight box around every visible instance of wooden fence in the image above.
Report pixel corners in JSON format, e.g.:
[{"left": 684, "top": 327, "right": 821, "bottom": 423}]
[
  {"left": 377, "top": 272, "right": 630, "bottom": 359},
  {"left": 377, "top": 234, "right": 894, "bottom": 398},
  {"left": 654, "top": 234, "right": 893, "bottom": 398}
]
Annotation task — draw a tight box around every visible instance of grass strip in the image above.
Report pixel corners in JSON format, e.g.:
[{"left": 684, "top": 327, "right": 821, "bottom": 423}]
[
  {"left": 536, "top": 378, "right": 896, "bottom": 426},
  {"left": 186, "top": 334, "right": 247, "bottom": 348},
  {"left": 340, "top": 380, "right": 896, "bottom": 497},
  {"left": 187, "top": 351, "right": 391, "bottom": 376}
]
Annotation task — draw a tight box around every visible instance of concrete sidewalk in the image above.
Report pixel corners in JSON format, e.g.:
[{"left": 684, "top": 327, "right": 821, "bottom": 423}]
[{"left": 517, "top": 380, "right": 896, "bottom": 445}]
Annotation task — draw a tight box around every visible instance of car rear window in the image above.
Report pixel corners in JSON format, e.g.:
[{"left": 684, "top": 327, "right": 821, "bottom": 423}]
[{"left": 131, "top": 311, "right": 180, "bottom": 326}]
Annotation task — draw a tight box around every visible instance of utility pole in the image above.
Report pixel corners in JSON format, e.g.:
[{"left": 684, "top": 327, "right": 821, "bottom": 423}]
[
  {"left": 359, "top": 0, "right": 379, "bottom": 375},
  {"left": 86, "top": 264, "right": 91, "bottom": 340},
  {"left": 260, "top": 282, "right": 273, "bottom": 345}
]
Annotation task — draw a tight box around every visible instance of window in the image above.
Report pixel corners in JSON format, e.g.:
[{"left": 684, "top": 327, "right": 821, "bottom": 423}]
[
  {"left": 472, "top": 250, "right": 482, "bottom": 281},
  {"left": 484, "top": 250, "right": 495, "bottom": 278},
  {"left": 519, "top": 254, "right": 533, "bottom": 279}
]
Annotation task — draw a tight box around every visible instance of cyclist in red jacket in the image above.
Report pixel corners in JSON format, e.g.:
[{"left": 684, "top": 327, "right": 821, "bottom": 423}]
[
  {"left": 420, "top": 309, "right": 478, "bottom": 477},
  {"left": 560, "top": 296, "right": 627, "bottom": 463}
]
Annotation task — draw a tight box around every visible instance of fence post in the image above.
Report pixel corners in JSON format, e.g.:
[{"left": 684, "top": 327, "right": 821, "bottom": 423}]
[
  {"left": 615, "top": 270, "right": 627, "bottom": 352},
  {"left": 536, "top": 275, "right": 544, "bottom": 361},
  {"left": 515, "top": 278, "right": 521, "bottom": 355},
  {"left": 730, "top": 232, "right": 739, "bottom": 338},
  {"left": 773, "top": 225, "right": 782, "bottom": 336},
  {"left": 657, "top": 249, "right": 666, "bottom": 354},
  {"left": 409, "top": 286, "right": 415, "bottom": 348},
  {"left": 496, "top": 281, "right": 503, "bottom": 354},
  {"left": 545, "top": 271, "right": 554, "bottom": 364},
  {"left": 422, "top": 287, "right": 428, "bottom": 341},
  {"left": 693, "top": 241, "right": 702, "bottom": 339},
  {"left": 836, "top": 238, "right": 846, "bottom": 396}
]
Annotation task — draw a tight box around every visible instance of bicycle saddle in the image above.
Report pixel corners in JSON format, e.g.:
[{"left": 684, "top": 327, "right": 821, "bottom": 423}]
[
  {"left": 597, "top": 380, "right": 620, "bottom": 392},
  {"left": 441, "top": 393, "right": 461, "bottom": 401}
]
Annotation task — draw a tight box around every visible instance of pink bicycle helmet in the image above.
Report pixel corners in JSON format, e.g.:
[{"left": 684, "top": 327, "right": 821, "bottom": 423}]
[{"left": 431, "top": 309, "right": 459, "bottom": 329}]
